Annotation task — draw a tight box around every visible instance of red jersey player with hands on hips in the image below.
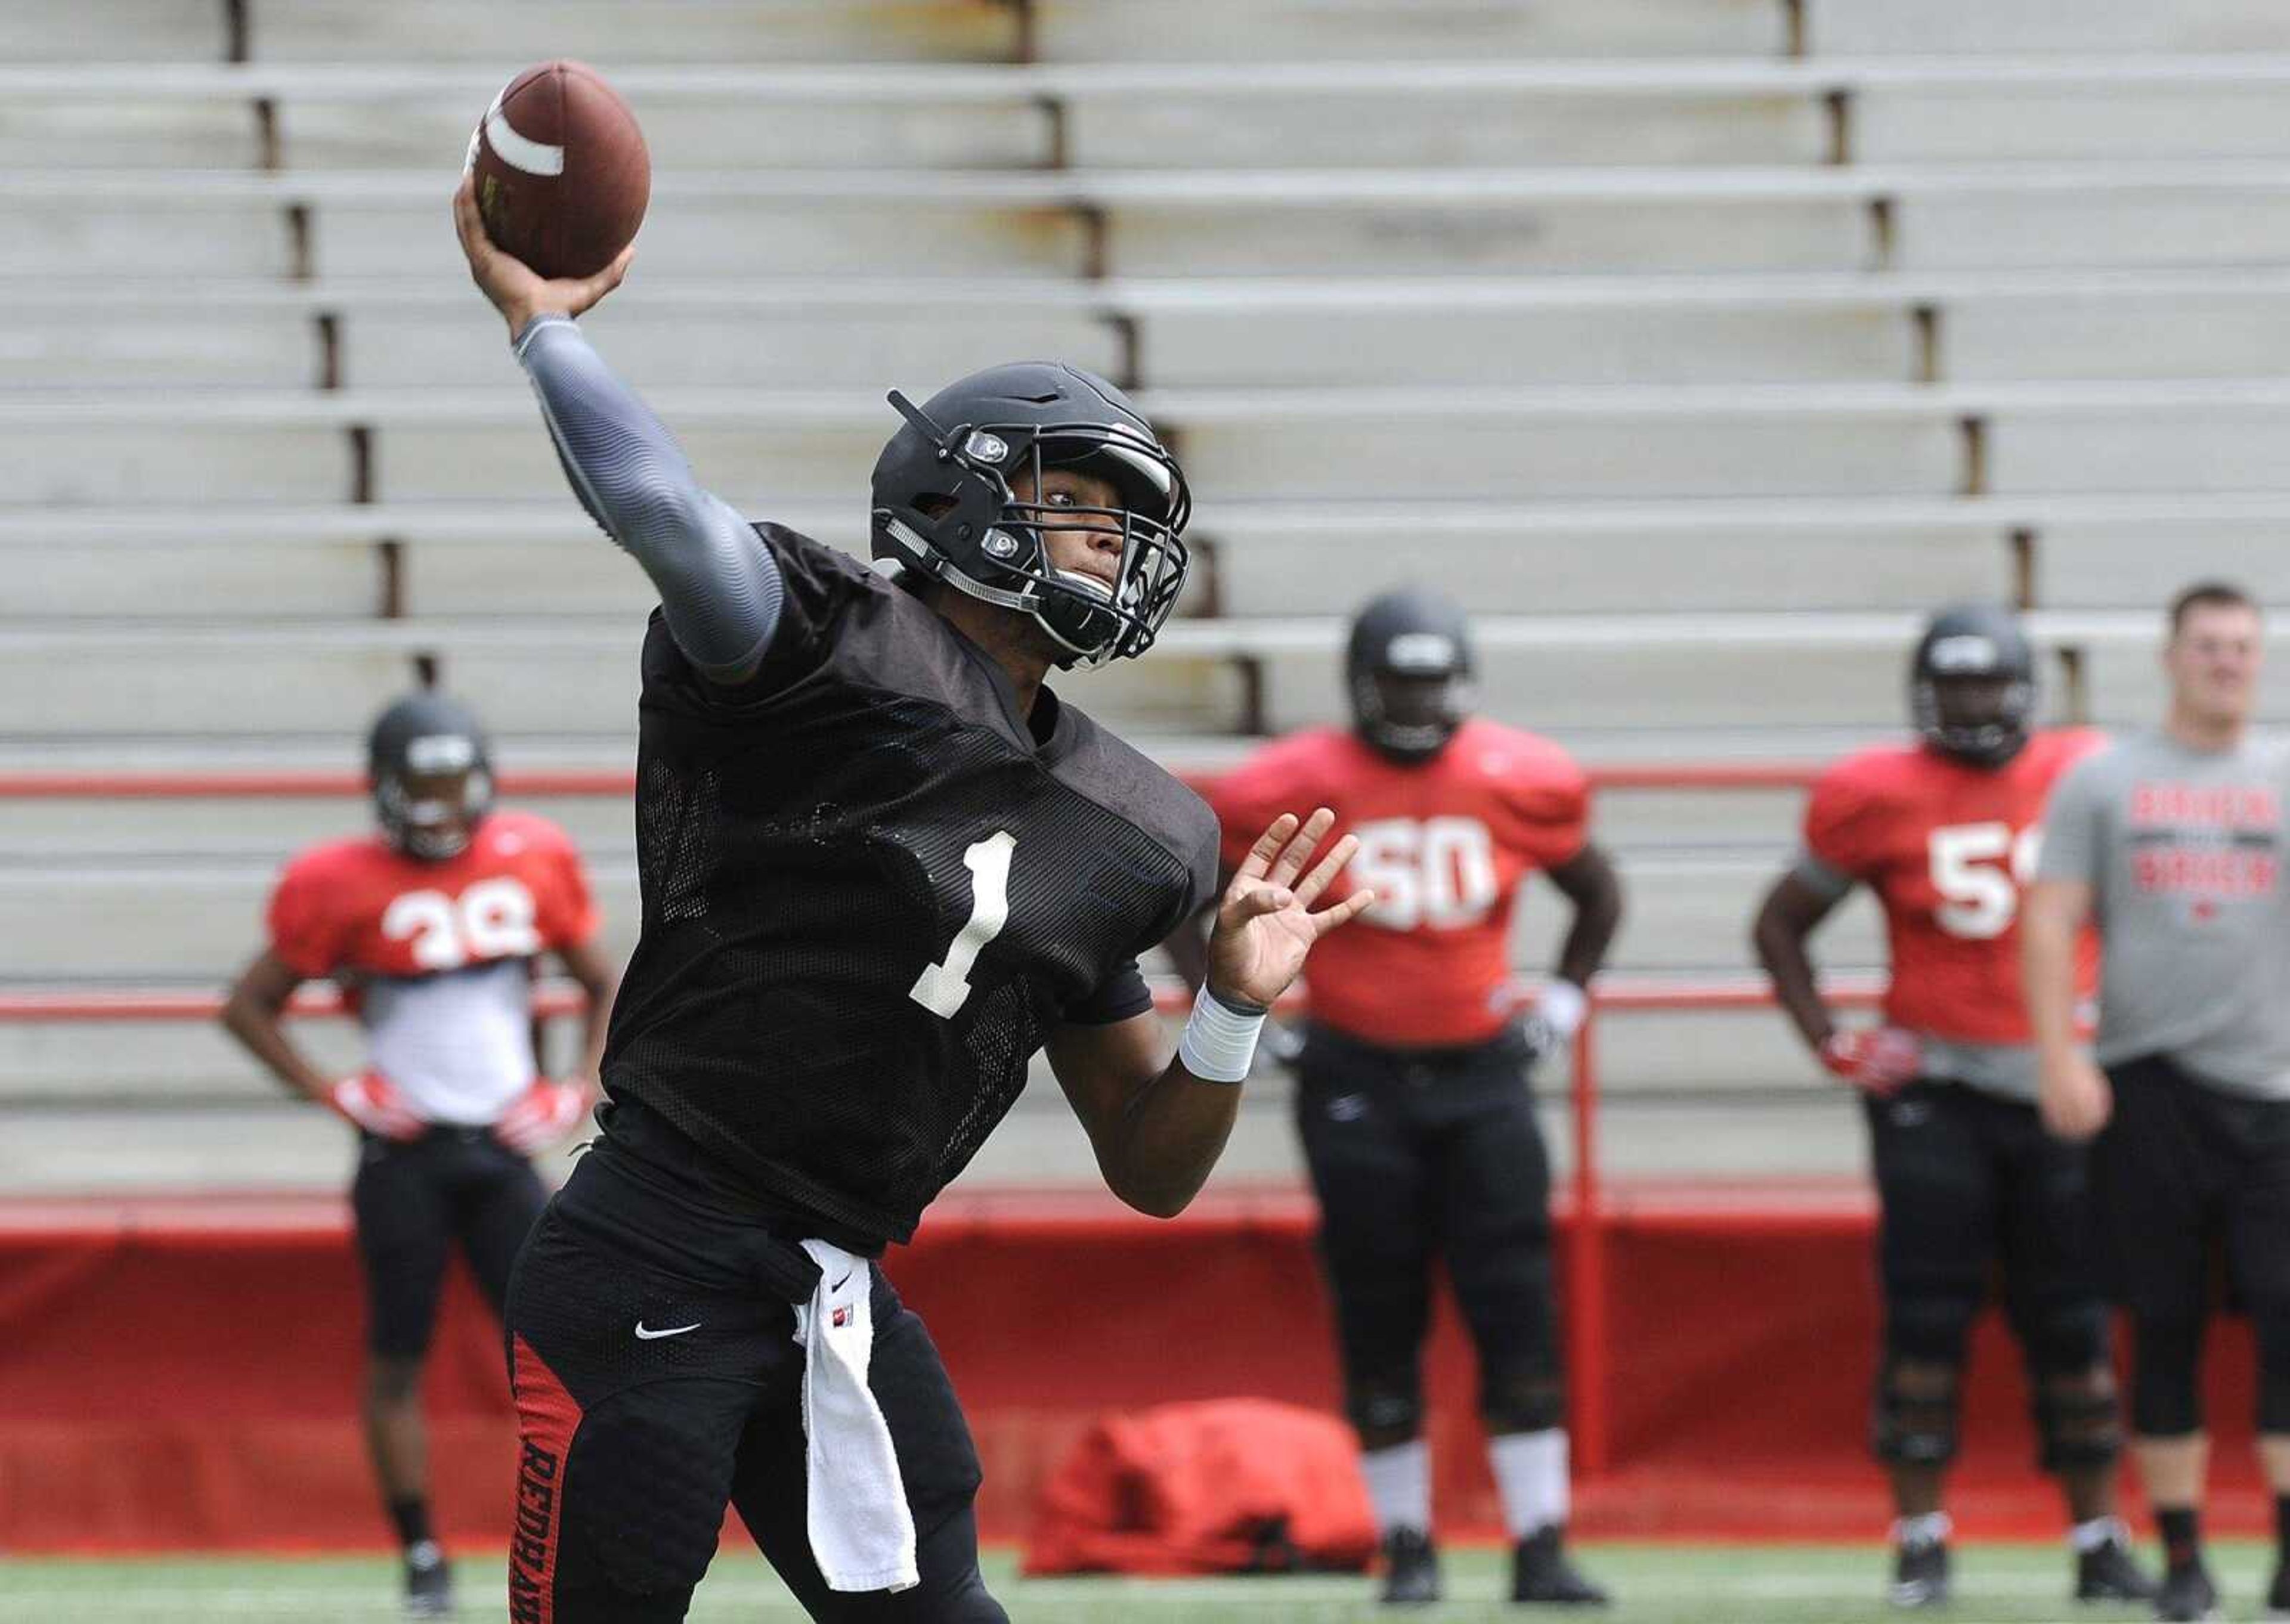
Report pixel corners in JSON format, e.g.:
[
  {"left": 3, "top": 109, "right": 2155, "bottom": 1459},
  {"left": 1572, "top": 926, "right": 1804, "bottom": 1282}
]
[
  {"left": 221, "top": 692, "right": 617, "bottom": 1619},
  {"left": 1751, "top": 605, "right": 2151, "bottom": 1611},
  {"left": 1186, "top": 588, "right": 1624, "bottom": 1608}
]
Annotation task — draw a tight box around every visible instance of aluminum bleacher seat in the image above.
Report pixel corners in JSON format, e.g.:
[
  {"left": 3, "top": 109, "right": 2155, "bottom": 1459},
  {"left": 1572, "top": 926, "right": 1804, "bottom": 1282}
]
[
  {"left": 8, "top": 165, "right": 2282, "bottom": 283},
  {"left": 1809, "top": 0, "right": 2290, "bottom": 55},
  {"left": 0, "top": 98, "right": 258, "bottom": 169},
  {"left": 1029, "top": 0, "right": 1791, "bottom": 61},
  {"left": 1062, "top": 80, "right": 1826, "bottom": 170},
  {"left": 1985, "top": 384, "right": 2290, "bottom": 491},
  {"left": 20, "top": 269, "right": 2288, "bottom": 396},
  {"left": 1127, "top": 286, "right": 1914, "bottom": 385},
  {"left": 1203, "top": 505, "right": 2012, "bottom": 615},
  {"left": 1941, "top": 277, "right": 2290, "bottom": 379},
  {"left": 242, "top": 0, "right": 1023, "bottom": 64},
  {"left": 0, "top": 383, "right": 2000, "bottom": 507},
  {"left": 1, "top": 300, "right": 317, "bottom": 390},
  {"left": 2032, "top": 505, "right": 2290, "bottom": 607},
  {"left": 1893, "top": 173, "right": 2290, "bottom": 269},
  {"left": 355, "top": 297, "right": 1124, "bottom": 391},
  {"left": 0, "top": 495, "right": 2001, "bottom": 621},
  {"left": 283, "top": 80, "right": 1051, "bottom": 173},
  {"left": 0, "top": 2, "right": 227, "bottom": 63},
  {"left": 16, "top": 60, "right": 2290, "bottom": 176},
  {"left": 1852, "top": 64, "right": 2290, "bottom": 163}
]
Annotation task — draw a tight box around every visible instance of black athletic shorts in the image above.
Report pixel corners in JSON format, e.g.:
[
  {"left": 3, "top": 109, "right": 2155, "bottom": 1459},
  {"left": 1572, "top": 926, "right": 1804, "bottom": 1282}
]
[
  {"left": 2093, "top": 1053, "right": 2290, "bottom": 1324},
  {"left": 502, "top": 1144, "right": 1002, "bottom": 1623},
  {"left": 351, "top": 1125, "right": 547, "bottom": 1359},
  {"left": 1862, "top": 1078, "right": 2107, "bottom": 1368},
  {"left": 1292, "top": 1021, "right": 1558, "bottom": 1402}
]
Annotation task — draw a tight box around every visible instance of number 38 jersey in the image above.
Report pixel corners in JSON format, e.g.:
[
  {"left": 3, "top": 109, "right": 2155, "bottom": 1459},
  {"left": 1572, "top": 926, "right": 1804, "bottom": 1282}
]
[
  {"left": 265, "top": 810, "right": 601, "bottom": 1124},
  {"left": 603, "top": 527, "right": 1218, "bottom": 1251},
  {"left": 1209, "top": 721, "right": 1590, "bottom": 1048},
  {"left": 1799, "top": 728, "right": 2105, "bottom": 1053}
]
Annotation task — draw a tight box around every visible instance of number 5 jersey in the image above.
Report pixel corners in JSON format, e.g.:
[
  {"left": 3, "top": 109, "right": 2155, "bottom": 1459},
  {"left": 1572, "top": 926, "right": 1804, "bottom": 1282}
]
[
  {"left": 1207, "top": 719, "right": 1592, "bottom": 1049},
  {"left": 600, "top": 527, "right": 1218, "bottom": 1252},
  {"left": 1797, "top": 728, "right": 2105, "bottom": 1093},
  {"left": 265, "top": 810, "right": 602, "bottom": 1124}
]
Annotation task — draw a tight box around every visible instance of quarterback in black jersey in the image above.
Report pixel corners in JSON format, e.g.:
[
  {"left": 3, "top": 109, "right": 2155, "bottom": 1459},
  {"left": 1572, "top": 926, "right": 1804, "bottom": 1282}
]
[{"left": 455, "top": 184, "right": 1368, "bottom": 1622}]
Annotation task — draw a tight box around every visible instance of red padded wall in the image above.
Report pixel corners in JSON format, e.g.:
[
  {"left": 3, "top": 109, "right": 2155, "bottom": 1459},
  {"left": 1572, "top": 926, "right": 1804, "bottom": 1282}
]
[{"left": 0, "top": 1189, "right": 2266, "bottom": 1551}]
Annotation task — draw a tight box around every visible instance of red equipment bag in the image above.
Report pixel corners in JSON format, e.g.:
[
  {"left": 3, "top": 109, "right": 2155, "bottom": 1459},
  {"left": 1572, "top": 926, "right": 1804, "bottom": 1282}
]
[{"left": 1022, "top": 1397, "right": 1377, "bottom": 1576}]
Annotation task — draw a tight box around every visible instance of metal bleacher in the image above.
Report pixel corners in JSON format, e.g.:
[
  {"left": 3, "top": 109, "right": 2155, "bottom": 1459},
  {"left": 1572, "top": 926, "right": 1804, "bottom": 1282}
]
[{"left": 5, "top": 0, "right": 2289, "bottom": 1193}]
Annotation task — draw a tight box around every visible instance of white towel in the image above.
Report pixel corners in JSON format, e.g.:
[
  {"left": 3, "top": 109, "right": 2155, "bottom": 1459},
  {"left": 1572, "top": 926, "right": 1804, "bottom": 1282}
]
[{"left": 792, "top": 1238, "right": 918, "bottom": 1593}]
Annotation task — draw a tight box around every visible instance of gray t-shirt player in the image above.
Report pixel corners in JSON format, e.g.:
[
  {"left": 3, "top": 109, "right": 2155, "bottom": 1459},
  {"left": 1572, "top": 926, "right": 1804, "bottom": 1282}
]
[{"left": 2037, "top": 730, "right": 2290, "bottom": 1096}]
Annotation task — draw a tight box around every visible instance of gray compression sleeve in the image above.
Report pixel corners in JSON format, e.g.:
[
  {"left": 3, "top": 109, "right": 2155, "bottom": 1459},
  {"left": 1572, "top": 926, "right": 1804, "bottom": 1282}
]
[{"left": 514, "top": 314, "right": 782, "bottom": 678}]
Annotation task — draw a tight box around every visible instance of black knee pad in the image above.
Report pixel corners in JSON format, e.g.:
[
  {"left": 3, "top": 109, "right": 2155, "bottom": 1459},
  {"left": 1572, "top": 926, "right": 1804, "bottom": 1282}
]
[
  {"left": 2249, "top": 1302, "right": 2290, "bottom": 1436},
  {"left": 1480, "top": 1363, "right": 1566, "bottom": 1435},
  {"left": 1871, "top": 1356, "right": 1961, "bottom": 1467},
  {"left": 2131, "top": 1316, "right": 2205, "bottom": 1438},
  {"left": 1345, "top": 1381, "right": 1423, "bottom": 1450},
  {"left": 2031, "top": 1364, "right": 2124, "bottom": 1473}
]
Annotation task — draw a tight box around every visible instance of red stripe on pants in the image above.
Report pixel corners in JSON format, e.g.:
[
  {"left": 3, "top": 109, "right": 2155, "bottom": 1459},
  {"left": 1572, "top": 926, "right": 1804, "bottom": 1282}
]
[{"left": 508, "top": 1334, "right": 583, "bottom": 1624}]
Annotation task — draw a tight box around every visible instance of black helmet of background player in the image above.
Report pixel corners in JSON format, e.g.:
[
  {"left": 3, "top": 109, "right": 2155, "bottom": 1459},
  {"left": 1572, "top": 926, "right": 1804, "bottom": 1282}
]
[
  {"left": 1910, "top": 604, "right": 2037, "bottom": 769},
  {"left": 868, "top": 361, "right": 1191, "bottom": 671},
  {"left": 1347, "top": 588, "right": 1477, "bottom": 764},
  {"left": 367, "top": 692, "right": 494, "bottom": 861}
]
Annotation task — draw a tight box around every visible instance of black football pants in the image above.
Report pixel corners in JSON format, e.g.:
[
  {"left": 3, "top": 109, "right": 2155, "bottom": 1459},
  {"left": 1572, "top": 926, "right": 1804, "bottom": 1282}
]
[
  {"left": 502, "top": 1149, "right": 1006, "bottom": 1623},
  {"left": 352, "top": 1125, "right": 547, "bottom": 1358},
  {"left": 1862, "top": 1078, "right": 2112, "bottom": 1468},
  {"left": 2093, "top": 1055, "right": 2290, "bottom": 1436},
  {"left": 1293, "top": 1022, "right": 1563, "bottom": 1443}
]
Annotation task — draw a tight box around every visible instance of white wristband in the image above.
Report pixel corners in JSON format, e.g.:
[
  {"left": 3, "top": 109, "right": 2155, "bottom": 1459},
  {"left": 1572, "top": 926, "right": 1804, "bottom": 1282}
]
[
  {"left": 1177, "top": 985, "right": 1267, "bottom": 1084},
  {"left": 1536, "top": 980, "right": 1589, "bottom": 1041}
]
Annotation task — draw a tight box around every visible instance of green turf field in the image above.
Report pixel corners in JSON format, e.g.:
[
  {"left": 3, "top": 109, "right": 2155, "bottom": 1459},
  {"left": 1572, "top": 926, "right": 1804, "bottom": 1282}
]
[{"left": 0, "top": 1542, "right": 2275, "bottom": 1622}]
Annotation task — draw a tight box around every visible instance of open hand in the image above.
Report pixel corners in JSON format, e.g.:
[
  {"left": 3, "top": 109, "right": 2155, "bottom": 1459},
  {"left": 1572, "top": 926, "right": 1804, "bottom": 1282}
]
[
  {"left": 1205, "top": 808, "right": 1373, "bottom": 1010},
  {"left": 452, "top": 173, "right": 633, "bottom": 338}
]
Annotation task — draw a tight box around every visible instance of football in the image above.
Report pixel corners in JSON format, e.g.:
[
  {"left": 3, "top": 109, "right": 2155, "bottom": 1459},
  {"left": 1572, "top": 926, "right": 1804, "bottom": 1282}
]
[{"left": 466, "top": 60, "right": 650, "bottom": 280}]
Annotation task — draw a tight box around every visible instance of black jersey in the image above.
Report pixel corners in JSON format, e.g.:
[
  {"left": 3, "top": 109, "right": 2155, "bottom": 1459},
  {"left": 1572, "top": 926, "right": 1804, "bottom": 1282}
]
[{"left": 599, "top": 525, "right": 1219, "bottom": 1248}]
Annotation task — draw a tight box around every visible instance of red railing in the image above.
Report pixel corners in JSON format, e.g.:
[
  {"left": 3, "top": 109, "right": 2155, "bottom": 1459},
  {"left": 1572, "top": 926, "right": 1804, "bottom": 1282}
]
[{"left": 0, "top": 762, "right": 1865, "bottom": 1475}]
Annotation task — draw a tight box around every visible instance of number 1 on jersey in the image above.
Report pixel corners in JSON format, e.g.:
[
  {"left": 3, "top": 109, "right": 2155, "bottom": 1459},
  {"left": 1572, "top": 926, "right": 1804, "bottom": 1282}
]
[{"left": 909, "top": 831, "right": 1017, "bottom": 1019}]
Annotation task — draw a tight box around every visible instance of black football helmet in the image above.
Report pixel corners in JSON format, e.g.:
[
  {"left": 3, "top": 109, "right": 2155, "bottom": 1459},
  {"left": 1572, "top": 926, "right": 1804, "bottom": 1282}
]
[
  {"left": 1910, "top": 603, "right": 2037, "bottom": 768},
  {"left": 367, "top": 692, "right": 494, "bottom": 861},
  {"left": 1347, "top": 588, "right": 1477, "bottom": 763},
  {"left": 868, "top": 361, "right": 1190, "bottom": 671}
]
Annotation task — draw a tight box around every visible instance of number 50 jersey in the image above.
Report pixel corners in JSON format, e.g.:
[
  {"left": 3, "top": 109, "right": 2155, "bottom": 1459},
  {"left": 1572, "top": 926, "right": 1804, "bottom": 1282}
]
[
  {"left": 1800, "top": 727, "right": 2105, "bottom": 1047},
  {"left": 1208, "top": 720, "right": 1591, "bottom": 1049},
  {"left": 604, "top": 528, "right": 1218, "bottom": 1250}
]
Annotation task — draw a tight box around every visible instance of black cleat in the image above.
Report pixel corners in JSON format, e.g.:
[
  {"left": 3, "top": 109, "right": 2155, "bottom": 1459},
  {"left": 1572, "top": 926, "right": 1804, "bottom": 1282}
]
[
  {"left": 1888, "top": 1536, "right": 1951, "bottom": 1609},
  {"left": 2153, "top": 1561, "right": 2220, "bottom": 1622},
  {"left": 1378, "top": 1527, "right": 1440, "bottom": 1606},
  {"left": 404, "top": 1541, "right": 454, "bottom": 1618},
  {"left": 2075, "top": 1531, "right": 2158, "bottom": 1603},
  {"left": 1511, "top": 1526, "right": 1610, "bottom": 1606}
]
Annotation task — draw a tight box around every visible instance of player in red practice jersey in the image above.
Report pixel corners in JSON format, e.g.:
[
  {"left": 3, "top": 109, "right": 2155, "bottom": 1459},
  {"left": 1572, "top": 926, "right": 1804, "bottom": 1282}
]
[
  {"left": 1186, "top": 588, "right": 1624, "bottom": 1607},
  {"left": 220, "top": 692, "right": 617, "bottom": 1619},
  {"left": 1752, "top": 606, "right": 2152, "bottom": 1611}
]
